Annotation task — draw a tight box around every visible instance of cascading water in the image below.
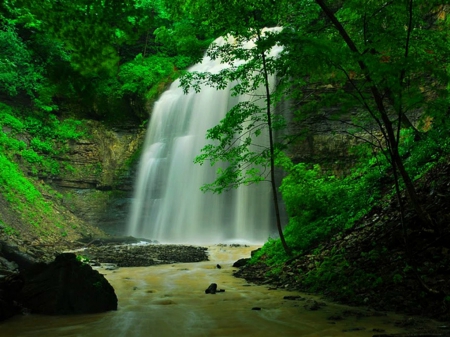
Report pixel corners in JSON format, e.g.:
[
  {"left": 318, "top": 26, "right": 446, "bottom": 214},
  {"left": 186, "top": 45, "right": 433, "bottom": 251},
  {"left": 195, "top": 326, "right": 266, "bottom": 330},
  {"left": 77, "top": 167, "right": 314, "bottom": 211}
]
[{"left": 127, "top": 31, "right": 283, "bottom": 244}]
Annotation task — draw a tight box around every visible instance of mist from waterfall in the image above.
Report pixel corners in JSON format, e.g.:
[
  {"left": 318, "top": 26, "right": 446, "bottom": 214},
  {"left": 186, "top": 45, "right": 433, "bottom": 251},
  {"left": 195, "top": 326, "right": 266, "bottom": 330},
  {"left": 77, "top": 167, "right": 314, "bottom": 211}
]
[{"left": 127, "top": 31, "right": 283, "bottom": 244}]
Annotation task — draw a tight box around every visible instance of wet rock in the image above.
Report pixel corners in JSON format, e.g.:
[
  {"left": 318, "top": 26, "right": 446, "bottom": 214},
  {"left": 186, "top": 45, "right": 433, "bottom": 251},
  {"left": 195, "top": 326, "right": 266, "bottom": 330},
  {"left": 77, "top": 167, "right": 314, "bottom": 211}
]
[
  {"left": 19, "top": 253, "right": 117, "bottom": 315},
  {"left": 283, "top": 295, "right": 303, "bottom": 301},
  {"left": 205, "top": 283, "right": 217, "bottom": 294},
  {"left": 0, "top": 241, "right": 39, "bottom": 271},
  {"left": 0, "top": 257, "right": 18, "bottom": 273},
  {"left": 233, "top": 262, "right": 269, "bottom": 284},
  {"left": 101, "top": 263, "right": 118, "bottom": 270},
  {"left": 233, "top": 258, "right": 249, "bottom": 268},
  {"left": 82, "top": 244, "right": 208, "bottom": 267}
]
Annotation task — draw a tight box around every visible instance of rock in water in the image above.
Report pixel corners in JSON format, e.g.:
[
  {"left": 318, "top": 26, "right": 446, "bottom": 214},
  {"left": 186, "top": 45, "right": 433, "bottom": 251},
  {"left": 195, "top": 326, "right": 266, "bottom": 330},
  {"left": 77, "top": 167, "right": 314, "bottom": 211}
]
[
  {"left": 232, "top": 258, "right": 249, "bottom": 268},
  {"left": 19, "top": 253, "right": 117, "bottom": 315},
  {"left": 205, "top": 283, "right": 217, "bottom": 294}
]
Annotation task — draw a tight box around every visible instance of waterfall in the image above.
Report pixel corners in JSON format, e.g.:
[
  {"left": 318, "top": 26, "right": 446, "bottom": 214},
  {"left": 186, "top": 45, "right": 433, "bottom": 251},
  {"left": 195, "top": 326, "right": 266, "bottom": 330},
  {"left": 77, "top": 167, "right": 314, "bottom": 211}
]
[{"left": 127, "top": 31, "right": 283, "bottom": 244}]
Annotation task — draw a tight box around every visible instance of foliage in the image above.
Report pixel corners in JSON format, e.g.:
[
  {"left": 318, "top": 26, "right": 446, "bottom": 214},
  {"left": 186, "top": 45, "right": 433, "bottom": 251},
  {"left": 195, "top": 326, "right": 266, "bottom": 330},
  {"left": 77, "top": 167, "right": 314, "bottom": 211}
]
[
  {"left": 1, "top": 223, "right": 18, "bottom": 236},
  {"left": 282, "top": 0, "right": 450, "bottom": 229},
  {"left": 0, "top": 154, "right": 42, "bottom": 204},
  {"left": 76, "top": 255, "right": 90, "bottom": 264},
  {"left": 0, "top": 102, "right": 89, "bottom": 233},
  {"left": 181, "top": 28, "right": 286, "bottom": 193},
  {"left": 277, "top": 157, "right": 373, "bottom": 252},
  {"left": 301, "top": 249, "right": 384, "bottom": 301},
  {"left": 0, "top": 0, "right": 213, "bottom": 120},
  {"left": 250, "top": 151, "right": 377, "bottom": 263},
  {"left": 400, "top": 126, "right": 450, "bottom": 180},
  {"left": 9, "top": 0, "right": 145, "bottom": 75},
  {"left": 163, "top": 0, "right": 282, "bottom": 37},
  {"left": 0, "top": 22, "right": 58, "bottom": 111},
  {"left": 178, "top": 0, "right": 450, "bottom": 257},
  {"left": 109, "top": 54, "right": 178, "bottom": 99},
  {"left": 249, "top": 237, "right": 289, "bottom": 267},
  {"left": 257, "top": 120, "right": 450, "bottom": 262},
  {"left": 154, "top": 20, "right": 212, "bottom": 63},
  {"left": 1, "top": 104, "right": 86, "bottom": 177}
]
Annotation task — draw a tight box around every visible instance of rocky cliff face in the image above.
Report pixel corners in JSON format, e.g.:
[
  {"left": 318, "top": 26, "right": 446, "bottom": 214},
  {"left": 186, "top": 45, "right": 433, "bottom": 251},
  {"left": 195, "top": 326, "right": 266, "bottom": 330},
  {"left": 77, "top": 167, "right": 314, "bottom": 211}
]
[
  {"left": 289, "top": 133, "right": 358, "bottom": 175},
  {"left": 285, "top": 111, "right": 360, "bottom": 176},
  {"left": 47, "top": 120, "right": 145, "bottom": 236}
]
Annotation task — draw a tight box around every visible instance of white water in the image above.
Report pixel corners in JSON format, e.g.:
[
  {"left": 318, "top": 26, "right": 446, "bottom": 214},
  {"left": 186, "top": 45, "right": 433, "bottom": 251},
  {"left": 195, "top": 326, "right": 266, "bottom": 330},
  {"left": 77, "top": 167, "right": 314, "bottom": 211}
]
[{"left": 127, "top": 30, "right": 283, "bottom": 244}]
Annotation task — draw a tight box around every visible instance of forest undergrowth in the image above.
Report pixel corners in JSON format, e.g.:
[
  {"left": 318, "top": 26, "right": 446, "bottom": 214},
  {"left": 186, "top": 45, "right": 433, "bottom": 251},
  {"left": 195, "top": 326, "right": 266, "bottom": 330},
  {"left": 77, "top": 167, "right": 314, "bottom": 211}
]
[{"left": 236, "top": 145, "right": 450, "bottom": 321}]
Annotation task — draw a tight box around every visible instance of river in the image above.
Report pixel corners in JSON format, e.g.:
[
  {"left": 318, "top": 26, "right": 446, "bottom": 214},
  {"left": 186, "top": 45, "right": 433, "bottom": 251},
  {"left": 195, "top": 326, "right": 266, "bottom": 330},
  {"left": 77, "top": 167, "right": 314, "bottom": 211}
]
[{"left": 0, "top": 245, "right": 434, "bottom": 336}]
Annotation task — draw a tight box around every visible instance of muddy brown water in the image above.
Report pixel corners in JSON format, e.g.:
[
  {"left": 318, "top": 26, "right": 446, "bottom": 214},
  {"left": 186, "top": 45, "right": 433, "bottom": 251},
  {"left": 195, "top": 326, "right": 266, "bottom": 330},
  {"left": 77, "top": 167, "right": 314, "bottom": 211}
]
[{"left": 0, "top": 245, "right": 438, "bottom": 336}]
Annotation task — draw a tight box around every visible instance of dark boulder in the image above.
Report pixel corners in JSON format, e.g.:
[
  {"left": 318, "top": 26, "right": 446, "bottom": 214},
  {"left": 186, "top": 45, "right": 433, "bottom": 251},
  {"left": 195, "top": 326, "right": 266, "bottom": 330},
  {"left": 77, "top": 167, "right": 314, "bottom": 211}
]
[
  {"left": 0, "top": 274, "right": 24, "bottom": 321},
  {"left": 233, "top": 258, "right": 250, "bottom": 268},
  {"left": 19, "top": 253, "right": 117, "bottom": 315},
  {"left": 205, "top": 283, "right": 217, "bottom": 294}
]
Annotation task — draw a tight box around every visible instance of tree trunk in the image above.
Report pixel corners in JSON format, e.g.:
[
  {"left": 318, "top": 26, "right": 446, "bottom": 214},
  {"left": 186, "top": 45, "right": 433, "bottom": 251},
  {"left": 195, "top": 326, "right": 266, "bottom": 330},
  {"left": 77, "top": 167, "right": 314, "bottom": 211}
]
[{"left": 258, "top": 31, "right": 291, "bottom": 255}]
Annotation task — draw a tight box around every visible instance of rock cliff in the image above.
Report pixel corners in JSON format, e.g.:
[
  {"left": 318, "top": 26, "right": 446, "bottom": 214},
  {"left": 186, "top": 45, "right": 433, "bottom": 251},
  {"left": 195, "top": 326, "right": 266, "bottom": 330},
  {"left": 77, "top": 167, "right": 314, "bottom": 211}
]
[{"left": 46, "top": 120, "right": 145, "bottom": 236}]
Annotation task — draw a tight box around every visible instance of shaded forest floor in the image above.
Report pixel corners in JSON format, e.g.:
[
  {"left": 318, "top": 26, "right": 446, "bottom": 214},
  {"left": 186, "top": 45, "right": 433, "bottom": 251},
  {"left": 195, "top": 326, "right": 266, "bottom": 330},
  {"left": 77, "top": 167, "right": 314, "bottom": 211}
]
[{"left": 235, "top": 160, "right": 450, "bottom": 322}]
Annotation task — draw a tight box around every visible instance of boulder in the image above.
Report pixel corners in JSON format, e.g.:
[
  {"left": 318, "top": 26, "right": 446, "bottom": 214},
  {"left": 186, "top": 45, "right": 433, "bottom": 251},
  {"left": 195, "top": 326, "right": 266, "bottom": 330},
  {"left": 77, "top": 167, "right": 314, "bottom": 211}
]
[
  {"left": 19, "top": 253, "right": 117, "bottom": 315},
  {"left": 0, "top": 274, "right": 24, "bottom": 321},
  {"left": 233, "top": 258, "right": 250, "bottom": 268},
  {"left": 205, "top": 283, "right": 217, "bottom": 294}
]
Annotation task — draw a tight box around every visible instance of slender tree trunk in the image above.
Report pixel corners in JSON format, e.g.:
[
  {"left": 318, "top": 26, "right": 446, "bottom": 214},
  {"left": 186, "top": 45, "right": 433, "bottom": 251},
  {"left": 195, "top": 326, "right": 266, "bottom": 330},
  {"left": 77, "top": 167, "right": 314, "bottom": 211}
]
[
  {"left": 390, "top": 143, "right": 433, "bottom": 227},
  {"left": 258, "top": 32, "right": 291, "bottom": 255}
]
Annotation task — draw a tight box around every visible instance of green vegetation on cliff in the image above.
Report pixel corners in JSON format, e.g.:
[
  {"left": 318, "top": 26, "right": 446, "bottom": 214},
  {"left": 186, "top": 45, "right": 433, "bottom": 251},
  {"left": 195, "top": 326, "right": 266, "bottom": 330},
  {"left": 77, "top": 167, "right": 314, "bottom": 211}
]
[{"left": 0, "top": 102, "right": 97, "bottom": 239}]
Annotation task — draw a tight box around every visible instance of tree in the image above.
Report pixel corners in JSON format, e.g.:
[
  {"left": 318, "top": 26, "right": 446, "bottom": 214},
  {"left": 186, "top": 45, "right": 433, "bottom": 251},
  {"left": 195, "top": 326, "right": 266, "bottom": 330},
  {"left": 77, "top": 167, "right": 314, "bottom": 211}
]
[
  {"left": 179, "top": 25, "right": 291, "bottom": 253},
  {"left": 0, "top": 0, "right": 211, "bottom": 118},
  {"left": 0, "top": 3, "right": 67, "bottom": 111},
  {"left": 15, "top": 0, "right": 145, "bottom": 75},
  {"left": 279, "top": 0, "right": 450, "bottom": 232},
  {"left": 178, "top": 0, "right": 450, "bottom": 255}
]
